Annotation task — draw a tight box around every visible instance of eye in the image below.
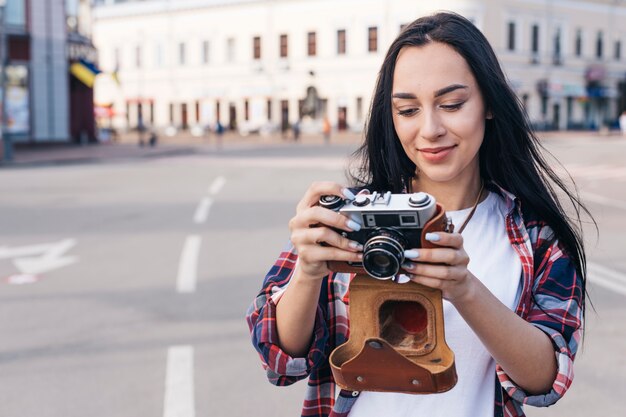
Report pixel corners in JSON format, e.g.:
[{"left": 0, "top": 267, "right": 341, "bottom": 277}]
[
  {"left": 440, "top": 102, "right": 464, "bottom": 111},
  {"left": 397, "top": 108, "right": 418, "bottom": 117}
]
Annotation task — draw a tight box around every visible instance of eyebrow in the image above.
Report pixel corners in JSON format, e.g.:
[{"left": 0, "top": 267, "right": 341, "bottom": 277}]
[{"left": 392, "top": 84, "right": 469, "bottom": 99}]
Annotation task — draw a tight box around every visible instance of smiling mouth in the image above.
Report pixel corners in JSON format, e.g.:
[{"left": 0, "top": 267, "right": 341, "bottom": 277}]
[{"left": 419, "top": 145, "right": 456, "bottom": 154}]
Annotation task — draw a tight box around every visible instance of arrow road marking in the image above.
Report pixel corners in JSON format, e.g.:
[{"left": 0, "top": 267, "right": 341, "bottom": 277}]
[
  {"left": 177, "top": 236, "right": 201, "bottom": 293},
  {"left": 0, "top": 239, "right": 78, "bottom": 275},
  {"left": 588, "top": 262, "right": 626, "bottom": 296},
  {"left": 163, "top": 345, "right": 195, "bottom": 417}
]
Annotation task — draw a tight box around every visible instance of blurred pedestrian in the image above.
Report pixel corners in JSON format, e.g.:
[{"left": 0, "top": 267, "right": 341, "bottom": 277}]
[
  {"left": 148, "top": 130, "right": 158, "bottom": 147},
  {"left": 215, "top": 121, "right": 225, "bottom": 149},
  {"left": 619, "top": 110, "right": 626, "bottom": 137},
  {"left": 292, "top": 119, "right": 301, "bottom": 142},
  {"left": 137, "top": 115, "right": 146, "bottom": 147},
  {"left": 322, "top": 116, "right": 331, "bottom": 144}
]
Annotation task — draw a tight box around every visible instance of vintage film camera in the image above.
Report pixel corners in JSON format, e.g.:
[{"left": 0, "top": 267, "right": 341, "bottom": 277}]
[{"left": 319, "top": 191, "right": 458, "bottom": 394}]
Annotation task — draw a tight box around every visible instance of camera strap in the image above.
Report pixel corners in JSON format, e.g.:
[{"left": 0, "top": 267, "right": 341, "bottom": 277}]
[{"left": 456, "top": 181, "right": 485, "bottom": 234}]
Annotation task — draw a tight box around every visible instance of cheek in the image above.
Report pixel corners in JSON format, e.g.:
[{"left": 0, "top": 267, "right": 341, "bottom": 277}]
[
  {"left": 449, "top": 112, "right": 486, "bottom": 147},
  {"left": 392, "top": 115, "right": 417, "bottom": 144}
]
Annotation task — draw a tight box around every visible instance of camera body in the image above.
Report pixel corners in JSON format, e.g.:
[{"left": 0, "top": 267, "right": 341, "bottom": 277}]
[{"left": 320, "top": 191, "right": 451, "bottom": 280}]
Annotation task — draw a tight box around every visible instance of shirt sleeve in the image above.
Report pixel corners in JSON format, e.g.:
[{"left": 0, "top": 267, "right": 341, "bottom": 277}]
[
  {"left": 245, "top": 241, "right": 330, "bottom": 386},
  {"left": 498, "top": 224, "right": 584, "bottom": 407}
]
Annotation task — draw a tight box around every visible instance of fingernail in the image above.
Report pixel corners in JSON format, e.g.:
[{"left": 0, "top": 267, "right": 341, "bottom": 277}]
[
  {"left": 349, "top": 241, "right": 364, "bottom": 250},
  {"left": 346, "top": 219, "right": 362, "bottom": 231},
  {"left": 404, "top": 249, "right": 419, "bottom": 259},
  {"left": 395, "top": 274, "right": 411, "bottom": 284},
  {"left": 401, "top": 262, "right": 415, "bottom": 270},
  {"left": 425, "top": 233, "right": 440, "bottom": 242},
  {"left": 342, "top": 188, "right": 356, "bottom": 200}
]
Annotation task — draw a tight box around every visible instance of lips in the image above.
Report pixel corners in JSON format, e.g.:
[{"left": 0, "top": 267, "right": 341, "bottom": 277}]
[{"left": 418, "top": 145, "right": 456, "bottom": 162}]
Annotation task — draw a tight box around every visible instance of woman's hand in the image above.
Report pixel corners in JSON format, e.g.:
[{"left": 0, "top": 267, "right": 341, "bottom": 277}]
[
  {"left": 401, "top": 232, "right": 477, "bottom": 304},
  {"left": 288, "top": 181, "right": 364, "bottom": 281}
]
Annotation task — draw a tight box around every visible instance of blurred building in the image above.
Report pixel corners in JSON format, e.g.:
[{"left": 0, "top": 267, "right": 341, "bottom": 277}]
[
  {"left": 91, "top": 0, "right": 626, "bottom": 135},
  {"left": 0, "top": 0, "right": 98, "bottom": 144}
]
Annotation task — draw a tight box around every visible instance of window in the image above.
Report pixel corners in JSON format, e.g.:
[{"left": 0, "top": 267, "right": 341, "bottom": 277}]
[
  {"left": 337, "top": 29, "right": 346, "bottom": 55},
  {"left": 227, "top": 38, "right": 235, "bottom": 62},
  {"left": 253, "top": 36, "right": 261, "bottom": 60},
  {"left": 531, "top": 24, "right": 540, "bottom": 54},
  {"left": 307, "top": 32, "right": 317, "bottom": 56},
  {"left": 553, "top": 27, "right": 562, "bottom": 65},
  {"left": 356, "top": 97, "right": 363, "bottom": 121},
  {"left": 244, "top": 99, "right": 250, "bottom": 121},
  {"left": 267, "top": 98, "right": 272, "bottom": 121},
  {"left": 135, "top": 45, "right": 142, "bottom": 68},
  {"left": 279, "top": 34, "right": 288, "bottom": 58},
  {"left": 368, "top": 27, "right": 378, "bottom": 52},
  {"left": 6, "top": 0, "right": 26, "bottom": 27},
  {"left": 202, "top": 41, "right": 210, "bottom": 64},
  {"left": 575, "top": 29, "right": 583, "bottom": 57},
  {"left": 507, "top": 21, "right": 516, "bottom": 51},
  {"left": 596, "top": 31, "right": 604, "bottom": 59},
  {"left": 178, "top": 42, "right": 186, "bottom": 65},
  {"left": 615, "top": 40, "right": 622, "bottom": 61}
]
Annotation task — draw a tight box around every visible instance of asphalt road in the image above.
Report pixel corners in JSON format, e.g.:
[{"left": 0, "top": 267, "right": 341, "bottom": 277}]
[{"left": 0, "top": 134, "right": 624, "bottom": 417}]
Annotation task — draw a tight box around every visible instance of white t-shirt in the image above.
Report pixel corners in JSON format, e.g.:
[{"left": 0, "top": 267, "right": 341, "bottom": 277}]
[{"left": 348, "top": 191, "right": 523, "bottom": 417}]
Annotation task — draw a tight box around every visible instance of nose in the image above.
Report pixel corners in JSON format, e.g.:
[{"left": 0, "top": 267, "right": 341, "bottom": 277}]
[{"left": 419, "top": 109, "right": 446, "bottom": 141}]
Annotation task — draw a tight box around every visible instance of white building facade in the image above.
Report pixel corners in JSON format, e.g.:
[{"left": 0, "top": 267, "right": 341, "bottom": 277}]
[{"left": 92, "top": 0, "right": 626, "bottom": 135}]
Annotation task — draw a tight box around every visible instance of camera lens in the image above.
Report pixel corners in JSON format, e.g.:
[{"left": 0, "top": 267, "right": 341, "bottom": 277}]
[{"left": 362, "top": 229, "right": 407, "bottom": 279}]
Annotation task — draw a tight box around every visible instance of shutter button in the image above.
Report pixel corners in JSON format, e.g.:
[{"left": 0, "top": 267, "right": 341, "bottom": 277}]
[{"left": 408, "top": 192, "right": 430, "bottom": 207}]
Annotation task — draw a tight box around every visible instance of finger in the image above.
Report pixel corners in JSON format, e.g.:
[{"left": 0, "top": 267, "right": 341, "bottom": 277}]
[
  {"left": 307, "top": 227, "right": 364, "bottom": 252},
  {"left": 290, "top": 206, "right": 362, "bottom": 233},
  {"left": 403, "top": 248, "right": 469, "bottom": 266},
  {"left": 296, "top": 181, "right": 355, "bottom": 212},
  {"left": 423, "top": 232, "right": 464, "bottom": 249},
  {"left": 408, "top": 274, "right": 445, "bottom": 290},
  {"left": 297, "top": 244, "right": 363, "bottom": 264},
  {"left": 402, "top": 262, "right": 465, "bottom": 281}
]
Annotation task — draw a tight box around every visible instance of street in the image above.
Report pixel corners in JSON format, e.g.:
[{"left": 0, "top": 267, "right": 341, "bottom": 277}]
[{"left": 0, "top": 133, "right": 624, "bottom": 417}]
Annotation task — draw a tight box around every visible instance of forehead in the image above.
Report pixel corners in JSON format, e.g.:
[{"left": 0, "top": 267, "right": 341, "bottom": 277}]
[{"left": 393, "top": 42, "right": 477, "bottom": 92}]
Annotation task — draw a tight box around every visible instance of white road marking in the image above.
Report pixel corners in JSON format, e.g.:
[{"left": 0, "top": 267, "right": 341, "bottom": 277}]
[
  {"left": 177, "top": 236, "right": 201, "bottom": 293},
  {"left": 588, "top": 262, "right": 626, "bottom": 296},
  {"left": 581, "top": 192, "right": 626, "bottom": 211},
  {"left": 209, "top": 176, "right": 226, "bottom": 195},
  {"left": 0, "top": 239, "right": 76, "bottom": 260},
  {"left": 163, "top": 345, "right": 195, "bottom": 417},
  {"left": 1, "top": 239, "right": 79, "bottom": 275},
  {"left": 193, "top": 197, "right": 213, "bottom": 224}
]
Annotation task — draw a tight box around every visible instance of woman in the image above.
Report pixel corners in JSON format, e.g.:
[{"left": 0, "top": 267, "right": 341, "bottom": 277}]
[{"left": 247, "top": 12, "right": 588, "bottom": 417}]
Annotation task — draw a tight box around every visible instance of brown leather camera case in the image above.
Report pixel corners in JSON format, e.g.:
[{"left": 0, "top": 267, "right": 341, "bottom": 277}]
[{"left": 329, "top": 204, "right": 457, "bottom": 394}]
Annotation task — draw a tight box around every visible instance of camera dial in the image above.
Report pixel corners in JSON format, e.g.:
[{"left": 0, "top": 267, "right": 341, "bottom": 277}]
[
  {"left": 353, "top": 195, "right": 370, "bottom": 207},
  {"left": 408, "top": 192, "right": 431, "bottom": 208},
  {"left": 319, "top": 195, "right": 344, "bottom": 211}
]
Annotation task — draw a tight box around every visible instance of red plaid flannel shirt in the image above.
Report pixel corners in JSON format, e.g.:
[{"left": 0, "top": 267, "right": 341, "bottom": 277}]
[{"left": 246, "top": 185, "right": 584, "bottom": 417}]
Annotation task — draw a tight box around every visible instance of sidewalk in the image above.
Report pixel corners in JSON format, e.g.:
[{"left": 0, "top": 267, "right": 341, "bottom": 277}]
[
  {"left": 1, "top": 129, "right": 619, "bottom": 168},
  {"left": 0, "top": 130, "right": 363, "bottom": 168}
]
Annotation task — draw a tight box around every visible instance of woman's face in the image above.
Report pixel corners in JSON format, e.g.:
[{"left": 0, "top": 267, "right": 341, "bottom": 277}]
[{"left": 391, "top": 42, "right": 490, "bottom": 185}]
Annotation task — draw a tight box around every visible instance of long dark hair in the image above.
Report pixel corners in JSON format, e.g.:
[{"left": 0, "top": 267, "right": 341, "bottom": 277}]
[{"left": 350, "top": 12, "right": 591, "bottom": 313}]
